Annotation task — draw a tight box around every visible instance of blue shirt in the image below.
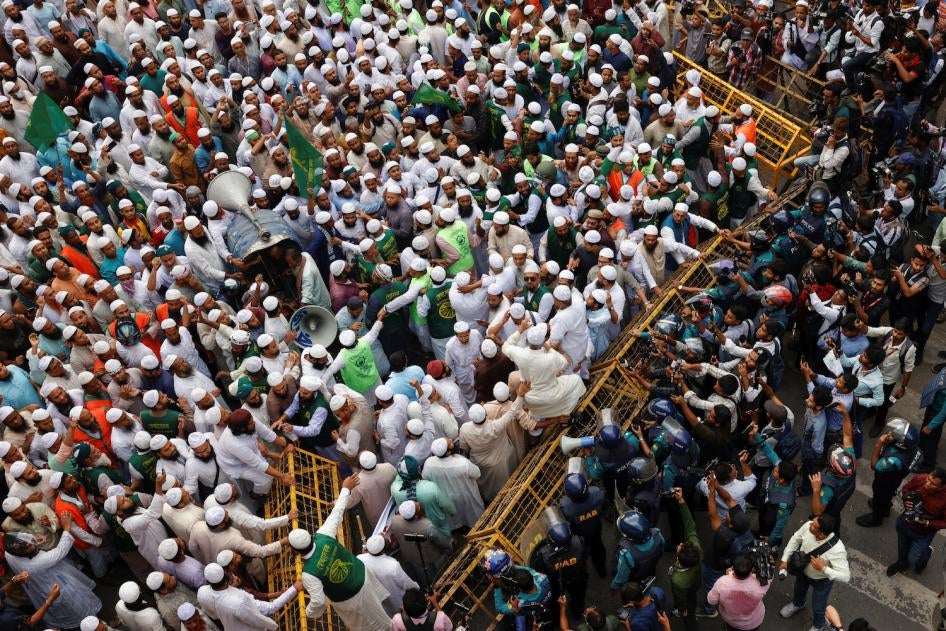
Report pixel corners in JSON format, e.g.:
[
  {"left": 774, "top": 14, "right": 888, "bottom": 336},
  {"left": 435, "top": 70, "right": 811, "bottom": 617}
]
[
  {"left": 385, "top": 366, "right": 425, "bottom": 401},
  {"left": 195, "top": 138, "right": 223, "bottom": 173},
  {"left": 0, "top": 365, "right": 42, "bottom": 408},
  {"left": 99, "top": 247, "right": 127, "bottom": 285}
]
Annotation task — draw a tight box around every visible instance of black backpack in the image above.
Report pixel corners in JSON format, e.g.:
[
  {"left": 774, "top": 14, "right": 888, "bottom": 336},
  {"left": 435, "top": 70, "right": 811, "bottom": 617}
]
[{"left": 775, "top": 424, "right": 802, "bottom": 461}]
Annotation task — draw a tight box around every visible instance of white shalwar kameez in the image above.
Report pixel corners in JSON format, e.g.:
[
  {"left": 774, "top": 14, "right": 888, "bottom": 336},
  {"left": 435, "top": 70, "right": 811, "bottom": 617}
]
[
  {"left": 422, "top": 453, "right": 484, "bottom": 530},
  {"left": 444, "top": 330, "right": 483, "bottom": 406},
  {"left": 502, "top": 331, "right": 587, "bottom": 419}
]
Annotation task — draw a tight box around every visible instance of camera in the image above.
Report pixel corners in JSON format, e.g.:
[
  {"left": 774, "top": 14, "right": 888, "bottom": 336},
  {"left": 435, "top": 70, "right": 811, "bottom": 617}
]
[
  {"left": 680, "top": 0, "right": 695, "bottom": 16},
  {"left": 749, "top": 539, "right": 777, "bottom": 585},
  {"left": 903, "top": 491, "right": 929, "bottom": 523},
  {"left": 841, "top": 278, "right": 859, "bottom": 296}
]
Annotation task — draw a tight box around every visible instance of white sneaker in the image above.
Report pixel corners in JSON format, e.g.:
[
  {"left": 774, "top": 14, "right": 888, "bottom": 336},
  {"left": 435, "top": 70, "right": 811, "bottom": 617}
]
[{"left": 780, "top": 603, "right": 803, "bottom": 618}]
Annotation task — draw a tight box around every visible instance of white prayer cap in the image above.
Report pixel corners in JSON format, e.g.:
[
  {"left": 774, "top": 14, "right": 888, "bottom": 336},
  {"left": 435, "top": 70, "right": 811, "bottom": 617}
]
[
  {"left": 398, "top": 501, "right": 416, "bottom": 519},
  {"left": 705, "top": 105, "right": 720, "bottom": 118},
  {"left": 584, "top": 230, "right": 601, "bottom": 244},
  {"left": 359, "top": 450, "right": 377, "bottom": 471},
  {"left": 330, "top": 260, "right": 347, "bottom": 276},
  {"left": 204, "top": 563, "right": 225, "bottom": 583},
  {"left": 217, "top": 549, "right": 234, "bottom": 567},
  {"left": 48, "top": 470, "right": 64, "bottom": 489},
  {"left": 9, "top": 459, "right": 26, "bottom": 479},
  {"left": 81, "top": 617, "right": 102, "bottom": 631},
  {"left": 77, "top": 371, "right": 95, "bottom": 385},
  {"left": 68, "top": 405, "right": 84, "bottom": 421},
  {"left": 526, "top": 324, "right": 548, "bottom": 346},
  {"left": 481, "top": 339, "right": 498, "bottom": 358},
  {"left": 707, "top": 171, "right": 722, "bottom": 187},
  {"left": 140, "top": 355, "right": 159, "bottom": 370},
  {"left": 431, "top": 437, "right": 449, "bottom": 457},
  {"left": 329, "top": 394, "right": 347, "bottom": 411},
  {"left": 338, "top": 330, "right": 357, "bottom": 348},
  {"left": 159, "top": 538, "right": 179, "bottom": 560},
  {"left": 509, "top": 303, "right": 526, "bottom": 319},
  {"left": 2, "top": 496, "right": 22, "bottom": 513},
  {"left": 469, "top": 404, "right": 487, "bottom": 424},
  {"left": 375, "top": 385, "right": 394, "bottom": 402},
  {"left": 177, "top": 603, "right": 197, "bottom": 621},
  {"left": 288, "top": 528, "right": 312, "bottom": 550},
  {"left": 149, "top": 435, "right": 168, "bottom": 451},
  {"left": 142, "top": 390, "right": 160, "bottom": 408},
  {"left": 487, "top": 284, "right": 503, "bottom": 296},
  {"left": 146, "top": 571, "right": 165, "bottom": 591},
  {"left": 493, "top": 211, "right": 510, "bottom": 225},
  {"left": 366, "top": 534, "right": 385, "bottom": 555},
  {"left": 553, "top": 286, "right": 572, "bottom": 302},
  {"left": 187, "top": 432, "right": 209, "bottom": 449},
  {"left": 601, "top": 265, "right": 618, "bottom": 281},
  {"left": 406, "top": 418, "right": 424, "bottom": 436},
  {"left": 743, "top": 142, "right": 757, "bottom": 157},
  {"left": 119, "top": 582, "right": 141, "bottom": 604},
  {"left": 205, "top": 506, "right": 226, "bottom": 526},
  {"left": 133, "top": 431, "right": 152, "bottom": 450},
  {"left": 183, "top": 216, "right": 200, "bottom": 231},
  {"left": 732, "top": 157, "right": 748, "bottom": 171},
  {"left": 105, "top": 408, "right": 124, "bottom": 424}
]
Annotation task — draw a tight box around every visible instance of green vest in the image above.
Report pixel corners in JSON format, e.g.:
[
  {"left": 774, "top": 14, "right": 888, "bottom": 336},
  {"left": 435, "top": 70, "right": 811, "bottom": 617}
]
[
  {"left": 290, "top": 391, "right": 339, "bottom": 449},
  {"left": 304, "top": 535, "right": 366, "bottom": 602},
  {"left": 525, "top": 284, "right": 550, "bottom": 313},
  {"left": 426, "top": 282, "right": 456, "bottom": 339},
  {"left": 356, "top": 256, "right": 377, "bottom": 284},
  {"left": 681, "top": 117, "right": 711, "bottom": 170},
  {"left": 78, "top": 465, "right": 121, "bottom": 497},
  {"left": 409, "top": 273, "right": 432, "bottom": 325},
  {"left": 545, "top": 225, "right": 578, "bottom": 267},
  {"left": 128, "top": 450, "right": 157, "bottom": 493},
  {"left": 104, "top": 494, "right": 141, "bottom": 552},
  {"left": 704, "top": 188, "right": 730, "bottom": 223},
  {"left": 438, "top": 221, "right": 474, "bottom": 275},
  {"left": 636, "top": 157, "right": 658, "bottom": 176},
  {"left": 375, "top": 229, "right": 398, "bottom": 263},
  {"left": 340, "top": 340, "right": 379, "bottom": 393},
  {"left": 141, "top": 409, "right": 180, "bottom": 438},
  {"left": 728, "top": 172, "right": 755, "bottom": 220}
]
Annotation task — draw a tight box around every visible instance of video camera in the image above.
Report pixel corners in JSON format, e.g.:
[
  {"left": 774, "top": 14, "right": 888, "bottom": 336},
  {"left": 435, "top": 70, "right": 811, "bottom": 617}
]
[{"left": 749, "top": 539, "right": 778, "bottom": 585}]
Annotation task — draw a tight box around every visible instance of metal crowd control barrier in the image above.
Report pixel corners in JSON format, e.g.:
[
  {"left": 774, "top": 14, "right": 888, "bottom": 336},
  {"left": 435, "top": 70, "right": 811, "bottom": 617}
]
[
  {"left": 672, "top": 52, "right": 810, "bottom": 188},
  {"left": 264, "top": 450, "right": 350, "bottom": 631}
]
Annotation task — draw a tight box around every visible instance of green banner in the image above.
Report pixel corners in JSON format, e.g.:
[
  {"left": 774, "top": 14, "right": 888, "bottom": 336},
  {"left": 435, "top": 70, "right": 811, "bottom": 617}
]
[
  {"left": 284, "top": 118, "right": 324, "bottom": 198},
  {"left": 411, "top": 83, "right": 463, "bottom": 114},
  {"left": 24, "top": 92, "right": 72, "bottom": 149}
]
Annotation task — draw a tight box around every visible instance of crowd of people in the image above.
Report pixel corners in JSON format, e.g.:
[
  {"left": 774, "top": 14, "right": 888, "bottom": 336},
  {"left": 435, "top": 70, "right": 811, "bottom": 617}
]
[{"left": 0, "top": 0, "right": 943, "bottom": 628}]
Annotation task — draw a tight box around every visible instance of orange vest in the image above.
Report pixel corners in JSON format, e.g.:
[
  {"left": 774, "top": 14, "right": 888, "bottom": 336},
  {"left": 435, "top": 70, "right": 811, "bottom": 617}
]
[
  {"left": 607, "top": 218, "right": 627, "bottom": 241},
  {"left": 54, "top": 488, "right": 94, "bottom": 549},
  {"left": 74, "top": 408, "right": 116, "bottom": 468},
  {"left": 735, "top": 119, "right": 757, "bottom": 145},
  {"left": 607, "top": 169, "right": 645, "bottom": 201},
  {"left": 166, "top": 107, "right": 201, "bottom": 147},
  {"left": 60, "top": 243, "right": 100, "bottom": 280}
]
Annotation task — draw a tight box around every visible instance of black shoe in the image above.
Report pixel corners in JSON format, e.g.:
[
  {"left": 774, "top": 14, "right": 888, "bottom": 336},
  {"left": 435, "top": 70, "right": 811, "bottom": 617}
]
[
  {"left": 869, "top": 425, "right": 884, "bottom": 438},
  {"left": 856, "top": 513, "right": 881, "bottom": 527},
  {"left": 886, "top": 562, "right": 905, "bottom": 576}
]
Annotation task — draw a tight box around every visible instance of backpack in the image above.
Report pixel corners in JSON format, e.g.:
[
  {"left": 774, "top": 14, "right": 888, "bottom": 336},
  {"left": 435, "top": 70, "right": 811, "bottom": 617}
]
[
  {"left": 838, "top": 138, "right": 863, "bottom": 185},
  {"left": 774, "top": 424, "right": 802, "bottom": 461},
  {"left": 877, "top": 219, "right": 908, "bottom": 264},
  {"left": 766, "top": 338, "right": 786, "bottom": 390},
  {"left": 878, "top": 15, "right": 898, "bottom": 51}
]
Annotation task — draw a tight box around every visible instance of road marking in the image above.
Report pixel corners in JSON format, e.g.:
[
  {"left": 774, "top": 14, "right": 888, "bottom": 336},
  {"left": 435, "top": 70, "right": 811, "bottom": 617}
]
[{"left": 844, "top": 547, "right": 938, "bottom": 630}]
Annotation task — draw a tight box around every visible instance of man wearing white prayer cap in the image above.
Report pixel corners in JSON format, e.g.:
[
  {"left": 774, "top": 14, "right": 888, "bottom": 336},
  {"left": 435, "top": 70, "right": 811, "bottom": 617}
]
[
  {"left": 116, "top": 580, "right": 165, "bottom": 630},
  {"left": 387, "top": 498, "right": 453, "bottom": 583},
  {"left": 286, "top": 475, "right": 391, "bottom": 629},
  {"left": 355, "top": 533, "right": 419, "bottom": 615},
  {"left": 443, "top": 319, "right": 483, "bottom": 407},
  {"left": 196, "top": 558, "right": 300, "bottom": 631},
  {"left": 347, "top": 449, "right": 397, "bottom": 525},
  {"left": 423, "top": 436, "right": 485, "bottom": 530}
]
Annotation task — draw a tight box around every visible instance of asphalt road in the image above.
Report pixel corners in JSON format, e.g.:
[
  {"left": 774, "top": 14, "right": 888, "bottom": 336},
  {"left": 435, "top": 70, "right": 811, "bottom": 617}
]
[{"left": 576, "top": 325, "right": 946, "bottom": 631}]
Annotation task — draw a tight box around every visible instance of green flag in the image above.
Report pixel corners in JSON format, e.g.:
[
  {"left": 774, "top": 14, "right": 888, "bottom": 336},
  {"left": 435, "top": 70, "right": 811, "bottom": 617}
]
[
  {"left": 284, "top": 118, "right": 324, "bottom": 198},
  {"left": 24, "top": 93, "right": 72, "bottom": 149},
  {"left": 411, "top": 84, "right": 463, "bottom": 114}
]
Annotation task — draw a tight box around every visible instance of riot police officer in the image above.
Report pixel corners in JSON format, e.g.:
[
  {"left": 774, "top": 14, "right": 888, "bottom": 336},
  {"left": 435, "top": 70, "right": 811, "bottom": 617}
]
[
  {"left": 625, "top": 452, "right": 661, "bottom": 525},
  {"left": 789, "top": 182, "right": 830, "bottom": 247},
  {"left": 531, "top": 508, "right": 588, "bottom": 618},
  {"left": 594, "top": 423, "right": 639, "bottom": 503},
  {"left": 611, "top": 510, "right": 665, "bottom": 589},
  {"left": 559, "top": 460, "right": 608, "bottom": 577},
  {"left": 654, "top": 416, "right": 700, "bottom": 545},
  {"left": 856, "top": 418, "right": 919, "bottom": 527},
  {"left": 812, "top": 402, "right": 857, "bottom": 526}
]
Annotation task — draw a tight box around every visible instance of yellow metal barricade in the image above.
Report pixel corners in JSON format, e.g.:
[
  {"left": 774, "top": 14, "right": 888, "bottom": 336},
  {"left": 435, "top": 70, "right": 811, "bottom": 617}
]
[
  {"left": 672, "top": 52, "right": 808, "bottom": 188},
  {"left": 265, "top": 450, "right": 351, "bottom": 631}
]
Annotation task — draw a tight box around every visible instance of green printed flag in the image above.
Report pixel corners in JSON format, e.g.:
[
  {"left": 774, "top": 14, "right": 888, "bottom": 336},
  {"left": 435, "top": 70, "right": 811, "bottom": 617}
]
[
  {"left": 284, "top": 118, "right": 324, "bottom": 198},
  {"left": 411, "top": 83, "right": 464, "bottom": 113},
  {"left": 24, "top": 93, "right": 72, "bottom": 149}
]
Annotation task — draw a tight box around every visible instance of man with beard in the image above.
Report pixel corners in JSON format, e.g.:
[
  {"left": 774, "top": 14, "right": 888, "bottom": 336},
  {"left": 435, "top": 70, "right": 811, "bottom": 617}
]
[
  {"left": 182, "top": 216, "right": 237, "bottom": 295},
  {"left": 270, "top": 375, "right": 343, "bottom": 461},
  {"left": 96, "top": 0, "right": 129, "bottom": 59},
  {"left": 0, "top": 97, "right": 32, "bottom": 149},
  {"left": 375, "top": 184, "right": 412, "bottom": 250},
  {"left": 38, "top": 65, "right": 74, "bottom": 108},
  {"left": 104, "top": 406, "right": 143, "bottom": 468},
  {"left": 165, "top": 94, "right": 203, "bottom": 147},
  {"left": 169, "top": 133, "right": 204, "bottom": 190},
  {"left": 161, "top": 319, "right": 211, "bottom": 378},
  {"left": 216, "top": 408, "right": 294, "bottom": 497},
  {"left": 0, "top": 356, "right": 40, "bottom": 407},
  {"left": 1, "top": 496, "right": 61, "bottom": 551},
  {"left": 262, "top": 145, "right": 292, "bottom": 182},
  {"left": 361, "top": 100, "right": 401, "bottom": 148},
  {"left": 66, "top": 39, "right": 121, "bottom": 87},
  {"left": 106, "top": 361, "right": 146, "bottom": 415},
  {"left": 9, "top": 458, "right": 57, "bottom": 506},
  {"left": 164, "top": 354, "right": 217, "bottom": 409},
  {"left": 183, "top": 432, "right": 232, "bottom": 502}
]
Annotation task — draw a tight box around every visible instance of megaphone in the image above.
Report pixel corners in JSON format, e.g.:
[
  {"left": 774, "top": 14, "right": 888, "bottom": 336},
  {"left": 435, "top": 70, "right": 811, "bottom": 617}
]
[
  {"left": 566, "top": 456, "right": 585, "bottom": 477},
  {"left": 597, "top": 407, "right": 615, "bottom": 431},
  {"left": 560, "top": 435, "right": 595, "bottom": 455},
  {"left": 206, "top": 171, "right": 271, "bottom": 242},
  {"left": 289, "top": 305, "right": 339, "bottom": 349}
]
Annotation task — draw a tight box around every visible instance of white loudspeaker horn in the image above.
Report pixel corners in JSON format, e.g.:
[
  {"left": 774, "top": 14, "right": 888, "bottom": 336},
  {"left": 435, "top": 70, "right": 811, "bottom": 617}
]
[
  {"left": 206, "top": 171, "right": 271, "bottom": 242},
  {"left": 560, "top": 435, "right": 596, "bottom": 455},
  {"left": 598, "top": 407, "right": 615, "bottom": 430},
  {"left": 566, "top": 456, "right": 585, "bottom": 476},
  {"left": 289, "top": 305, "right": 339, "bottom": 349}
]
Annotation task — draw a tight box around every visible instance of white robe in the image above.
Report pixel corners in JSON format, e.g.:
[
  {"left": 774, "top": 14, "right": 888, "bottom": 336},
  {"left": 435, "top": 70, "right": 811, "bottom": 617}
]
[
  {"left": 458, "top": 397, "right": 522, "bottom": 501},
  {"left": 356, "top": 552, "right": 419, "bottom": 615},
  {"left": 502, "top": 331, "right": 587, "bottom": 419},
  {"left": 421, "top": 453, "right": 484, "bottom": 530}
]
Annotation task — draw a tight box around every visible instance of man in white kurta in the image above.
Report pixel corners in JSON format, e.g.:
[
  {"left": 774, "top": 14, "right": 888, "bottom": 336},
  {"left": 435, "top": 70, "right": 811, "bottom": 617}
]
[
  {"left": 548, "top": 285, "right": 591, "bottom": 377},
  {"left": 443, "top": 321, "right": 482, "bottom": 406},
  {"left": 458, "top": 397, "right": 524, "bottom": 502},
  {"left": 288, "top": 476, "right": 391, "bottom": 631},
  {"left": 422, "top": 437, "right": 484, "bottom": 530},
  {"left": 502, "top": 324, "right": 587, "bottom": 419},
  {"left": 348, "top": 450, "right": 397, "bottom": 528},
  {"left": 356, "top": 534, "right": 419, "bottom": 616},
  {"left": 374, "top": 385, "right": 410, "bottom": 465}
]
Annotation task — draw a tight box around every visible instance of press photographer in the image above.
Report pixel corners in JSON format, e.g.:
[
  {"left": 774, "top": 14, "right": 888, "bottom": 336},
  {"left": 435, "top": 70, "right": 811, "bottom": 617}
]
[
  {"left": 706, "top": 553, "right": 772, "bottom": 631},
  {"left": 885, "top": 468, "right": 946, "bottom": 577}
]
